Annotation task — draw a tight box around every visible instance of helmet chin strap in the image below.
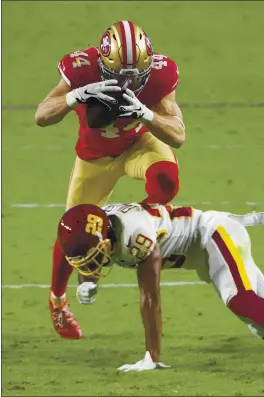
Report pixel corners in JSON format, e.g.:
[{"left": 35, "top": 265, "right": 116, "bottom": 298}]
[{"left": 95, "top": 230, "right": 103, "bottom": 241}]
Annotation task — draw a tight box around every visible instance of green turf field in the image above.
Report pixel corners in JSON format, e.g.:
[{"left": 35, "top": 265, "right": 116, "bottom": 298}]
[{"left": 2, "top": 1, "right": 264, "bottom": 396}]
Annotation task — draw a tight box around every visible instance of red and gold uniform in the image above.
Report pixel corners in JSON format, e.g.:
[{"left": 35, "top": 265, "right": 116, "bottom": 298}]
[
  {"left": 59, "top": 47, "right": 179, "bottom": 161},
  {"left": 49, "top": 21, "right": 182, "bottom": 340},
  {"left": 58, "top": 46, "right": 179, "bottom": 208}
]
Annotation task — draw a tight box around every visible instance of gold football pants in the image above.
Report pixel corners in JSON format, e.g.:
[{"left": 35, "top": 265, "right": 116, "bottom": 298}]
[{"left": 66, "top": 132, "right": 176, "bottom": 209}]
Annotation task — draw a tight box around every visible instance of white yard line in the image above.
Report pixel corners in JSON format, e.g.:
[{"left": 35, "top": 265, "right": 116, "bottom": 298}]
[
  {"left": 2, "top": 281, "right": 206, "bottom": 289},
  {"left": 4, "top": 146, "right": 64, "bottom": 151},
  {"left": 11, "top": 204, "right": 66, "bottom": 208},
  {"left": 3, "top": 144, "right": 264, "bottom": 152},
  {"left": 10, "top": 202, "right": 264, "bottom": 208},
  {"left": 2, "top": 102, "right": 264, "bottom": 111}
]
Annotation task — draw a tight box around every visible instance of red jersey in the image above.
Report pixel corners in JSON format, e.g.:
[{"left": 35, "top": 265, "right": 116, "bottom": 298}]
[{"left": 58, "top": 47, "right": 179, "bottom": 160}]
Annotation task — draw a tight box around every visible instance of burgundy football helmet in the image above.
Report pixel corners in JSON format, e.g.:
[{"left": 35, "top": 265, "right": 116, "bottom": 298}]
[{"left": 57, "top": 204, "right": 112, "bottom": 278}]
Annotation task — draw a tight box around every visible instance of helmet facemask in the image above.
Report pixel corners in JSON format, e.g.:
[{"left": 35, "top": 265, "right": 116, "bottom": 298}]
[
  {"left": 98, "top": 58, "right": 152, "bottom": 95},
  {"left": 66, "top": 238, "right": 112, "bottom": 279}
]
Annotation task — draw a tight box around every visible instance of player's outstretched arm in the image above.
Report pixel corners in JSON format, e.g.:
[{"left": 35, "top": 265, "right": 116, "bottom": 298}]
[
  {"left": 35, "top": 79, "right": 73, "bottom": 127},
  {"left": 35, "top": 78, "right": 121, "bottom": 127},
  {"left": 137, "top": 246, "right": 162, "bottom": 363}
]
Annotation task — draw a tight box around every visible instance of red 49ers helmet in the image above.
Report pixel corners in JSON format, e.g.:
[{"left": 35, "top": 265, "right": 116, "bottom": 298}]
[
  {"left": 98, "top": 20, "right": 153, "bottom": 94},
  {"left": 57, "top": 204, "right": 112, "bottom": 278}
]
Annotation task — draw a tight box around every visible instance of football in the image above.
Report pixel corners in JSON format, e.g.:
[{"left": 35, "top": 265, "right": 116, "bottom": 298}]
[{"left": 85, "top": 86, "right": 127, "bottom": 129}]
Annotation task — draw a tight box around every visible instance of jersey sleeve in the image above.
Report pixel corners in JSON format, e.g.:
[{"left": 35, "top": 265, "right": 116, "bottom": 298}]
[
  {"left": 57, "top": 47, "right": 99, "bottom": 89},
  {"left": 152, "top": 54, "right": 179, "bottom": 98},
  {"left": 103, "top": 204, "right": 157, "bottom": 263},
  {"left": 161, "top": 57, "right": 179, "bottom": 97},
  {"left": 58, "top": 54, "right": 72, "bottom": 86},
  {"left": 129, "top": 225, "right": 157, "bottom": 262}
]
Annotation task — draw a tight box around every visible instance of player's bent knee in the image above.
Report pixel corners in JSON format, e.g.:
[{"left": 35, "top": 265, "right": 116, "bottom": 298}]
[
  {"left": 228, "top": 290, "right": 264, "bottom": 328},
  {"left": 145, "top": 161, "right": 179, "bottom": 204}
]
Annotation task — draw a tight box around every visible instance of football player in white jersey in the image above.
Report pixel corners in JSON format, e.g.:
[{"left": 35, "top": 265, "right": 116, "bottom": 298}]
[{"left": 57, "top": 202, "right": 264, "bottom": 371}]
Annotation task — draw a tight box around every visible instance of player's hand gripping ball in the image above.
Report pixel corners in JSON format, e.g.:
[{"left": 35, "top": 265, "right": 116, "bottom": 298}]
[{"left": 86, "top": 80, "right": 129, "bottom": 129}]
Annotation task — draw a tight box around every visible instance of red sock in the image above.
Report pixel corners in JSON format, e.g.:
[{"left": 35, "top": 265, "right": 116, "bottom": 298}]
[
  {"left": 51, "top": 239, "right": 73, "bottom": 297},
  {"left": 143, "top": 160, "right": 179, "bottom": 205},
  {"left": 228, "top": 290, "right": 264, "bottom": 328}
]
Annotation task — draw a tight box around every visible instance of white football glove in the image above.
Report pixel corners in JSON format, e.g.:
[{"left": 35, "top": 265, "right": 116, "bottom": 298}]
[
  {"left": 117, "top": 351, "right": 171, "bottom": 372},
  {"left": 118, "top": 88, "right": 154, "bottom": 121},
  {"left": 66, "top": 79, "right": 121, "bottom": 109},
  {"left": 76, "top": 282, "right": 98, "bottom": 304}
]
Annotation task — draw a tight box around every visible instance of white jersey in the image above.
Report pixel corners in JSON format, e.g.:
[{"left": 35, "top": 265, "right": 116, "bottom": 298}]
[
  {"left": 103, "top": 203, "right": 171, "bottom": 267},
  {"left": 103, "top": 203, "right": 203, "bottom": 269},
  {"left": 103, "top": 203, "right": 264, "bottom": 271}
]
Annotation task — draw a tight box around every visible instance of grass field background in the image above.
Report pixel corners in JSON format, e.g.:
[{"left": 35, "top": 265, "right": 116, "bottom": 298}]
[{"left": 2, "top": 1, "right": 264, "bottom": 396}]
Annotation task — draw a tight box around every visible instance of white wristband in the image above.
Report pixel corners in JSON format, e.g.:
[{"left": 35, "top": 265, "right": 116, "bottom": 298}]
[
  {"left": 142, "top": 107, "right": 154, "bottom": 122},
  {"left": 66, "top": 91, "right": 78, "bottom": 108}
]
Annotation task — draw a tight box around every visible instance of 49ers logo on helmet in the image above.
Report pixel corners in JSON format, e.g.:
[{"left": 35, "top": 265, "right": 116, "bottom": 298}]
[
  {"left": 145, "top": 35, "right": 152, "bottom": 56},
  {"left": 100, "top": 31, "right": 111, "bottom": 56}
]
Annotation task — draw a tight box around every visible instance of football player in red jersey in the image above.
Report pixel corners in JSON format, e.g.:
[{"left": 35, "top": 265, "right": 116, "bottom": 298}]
[{"left": 35, "top": 21, "right": 185, "bottom": 339}]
